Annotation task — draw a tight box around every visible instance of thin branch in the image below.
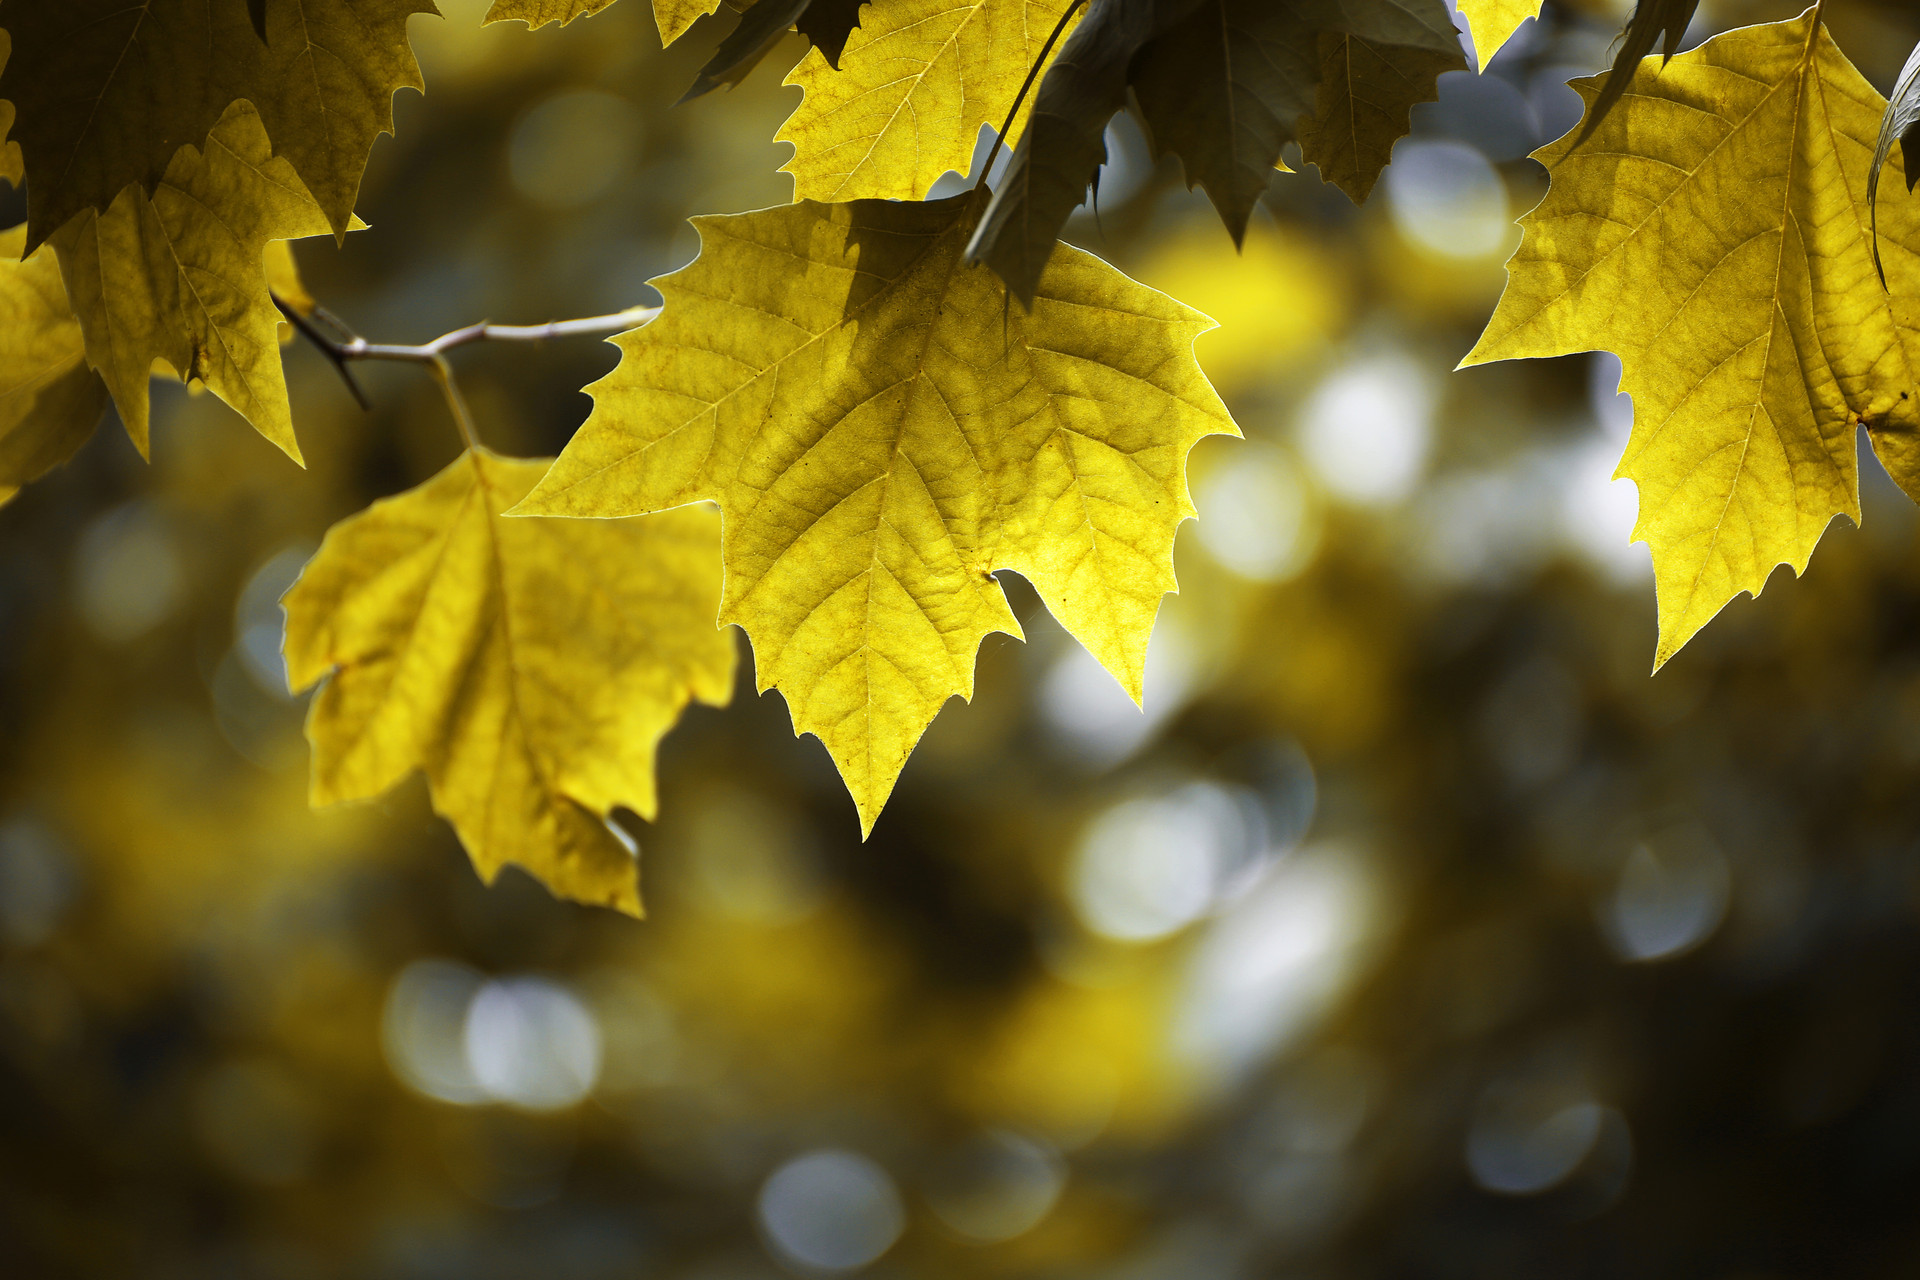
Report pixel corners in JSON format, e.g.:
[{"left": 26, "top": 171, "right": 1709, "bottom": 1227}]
[
  {"left": 275, "top": 297, "right": 371, "bottom": 410},
  {"left": 975, "top": 0, "right": 1087, "bottom": 192},
  {"left": 272, "top": 292, "right": 660, "bottom": 444}
]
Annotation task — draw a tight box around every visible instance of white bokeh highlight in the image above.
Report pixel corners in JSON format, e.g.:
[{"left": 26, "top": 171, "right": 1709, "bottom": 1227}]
[
  {"left": 1297, "top": 350, "right": 1436, "bottom": 506},
  {"left": 757, "top": 1149, "right": 905, "bottom": 1273}
]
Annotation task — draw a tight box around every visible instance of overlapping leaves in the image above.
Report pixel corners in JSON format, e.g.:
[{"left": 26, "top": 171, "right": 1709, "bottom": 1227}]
[
  {"left": 515, "top": 194, "right": 1236, "bottom": 831},
  {"left": 969, "top": 0, "right": 1463, "bottom": 300},
  {"left": 0, "top": 0, "right": 431, "bottom": 248},
  {"left": 49, "top": 104, "right": 338, "bottom": 463},
  {"left": 778, "top": 0, "right": 1082, "bottom": 202}
]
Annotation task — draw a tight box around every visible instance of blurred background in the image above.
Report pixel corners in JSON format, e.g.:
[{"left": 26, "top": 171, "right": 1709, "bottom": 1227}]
[{"left": 6, "top": 0, "right": 1920, "bottom": 1275}]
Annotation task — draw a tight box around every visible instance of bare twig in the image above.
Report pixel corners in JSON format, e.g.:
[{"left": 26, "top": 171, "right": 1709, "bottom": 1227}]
[{"left": 272, "top": 292, "right": 660, "bottom": 445}]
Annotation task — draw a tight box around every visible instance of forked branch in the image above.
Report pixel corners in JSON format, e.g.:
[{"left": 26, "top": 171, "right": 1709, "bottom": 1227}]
[{"left": 273, "top": 293, "right": 660, "bottom": 448}]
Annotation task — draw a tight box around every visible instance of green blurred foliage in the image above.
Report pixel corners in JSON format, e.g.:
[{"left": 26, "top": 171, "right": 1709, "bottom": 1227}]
[{"left": 7, "top": 0, "right": 1920, "bottom": 1276}]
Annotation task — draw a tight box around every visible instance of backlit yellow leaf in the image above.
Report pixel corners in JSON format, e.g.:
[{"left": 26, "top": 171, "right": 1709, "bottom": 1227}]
[
  {"left": 0, "top": 0, "right": 431, "bottom": 248},
  {"left": 1463, "top": 11, "right": 1920, "bottom": 666},
  {"left": 657, "top": 0, "right": 725, "bottom": 45},
  {"left": 0, "top": 227, "right": 107, "bottom": 506},
  {"left": 48, "top": 103, "right": 337, "bottom": 463},
  {"left": 513, "top": 194, "right": 1236, "bottom": 832},
  {"left": 778, "top": 0, "right": 1080, "bottom": 201},
  {"left": 284, "top": 449, "right": 736, "bottom": 915},
  {"left": 1454, "top": 0, "right": 1538, "bottom": 68}
]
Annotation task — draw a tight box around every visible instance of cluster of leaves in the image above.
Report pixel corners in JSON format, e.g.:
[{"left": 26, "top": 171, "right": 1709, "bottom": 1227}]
[{"left": 5, "top": 0, "right": 1920, "bottom": 916}]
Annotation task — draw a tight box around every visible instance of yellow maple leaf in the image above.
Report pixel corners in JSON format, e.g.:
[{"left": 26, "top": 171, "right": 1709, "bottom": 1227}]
[
  {"left": 485, "top": 0, "right": 624, "bottom": 27},
  {"left": 48, "top": 103, "right": 340, "bottom": 464},
  {"left": 0, "top": 226, "right": 107, "bottom": 506},
  {"left": 512, "top": 194, "right": 1236, "bottom": 832},
  {"left": 0, "top": 0, "right": 430, "bottom": 248},
  {"left": 1454, "top": 0, "right": 1538, "bottom": 68},
  {"left": 1464, "top": 10, "right": 1920, "bottom": 667},
  {"left": 778, "top": 0, "right": 1080, "bottom": 202},
  {"left": 284, "top": 448, "right": 736, "bottom": 915}
]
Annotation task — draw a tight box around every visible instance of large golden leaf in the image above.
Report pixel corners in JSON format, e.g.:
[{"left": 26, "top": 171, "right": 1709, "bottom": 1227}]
[
  {"left": 0, "top": 0, "right": 431, "bottom": 248},
  {"left": 513, "top": 194, "right": 1236, "bottom": 832},
  {"left": 1464, "top": 11, "right": 1920, "bottom": 666},
  {"left": 48, "top": 104, "right": 338, "bottom": 464},
  {"left": 778, "top": 0, "right": 1080, "bottom": 202},
  {"left": 0, "top": 227, "right": 107, "bottom": 506},
  {"left": 284, "top": 449, "right": 736, "bottom": 915},
  {"left": 1453, "top": 0, "right": 1537, "bottom": 68}
]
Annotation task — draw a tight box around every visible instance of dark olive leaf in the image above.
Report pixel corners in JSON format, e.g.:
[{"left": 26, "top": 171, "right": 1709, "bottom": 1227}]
[
  {"left": 0, "top": 0, "right": 430, "bottom": 250},
  {"left": 1572, "top": 0, "right": 1700, "bottom": 150},
  {"left": 971, "top": 0, "right": 1461, "bottom": 299},
  {"left": 678, "top": 0, "right": 812, "bottom": 103},
  {"left": 794, "top": 0, "right": 864, "bottom": 67},
  {"left": 1131, "top": 0, "right": 1308, "bottom": 245},
  {"left": 1297, "top": 16, "right": 1460, "bottom": 204},
  {"left": 966, "top": 0, "right": 1173, "bottom": 306}
]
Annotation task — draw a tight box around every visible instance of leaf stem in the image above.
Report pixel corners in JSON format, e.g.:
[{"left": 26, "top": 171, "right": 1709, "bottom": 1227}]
[
  {"left": 975, "top": 0, "right": 1087, "bottom": 192},
  {"left": 272, "top": 293, "right": 660, "bottom": 446},
  {"left": 429, "top": 356, "right": 480, "bottom": 451}
]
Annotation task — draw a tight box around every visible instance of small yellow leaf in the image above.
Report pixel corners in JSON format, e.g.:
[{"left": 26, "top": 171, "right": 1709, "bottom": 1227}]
[
  {"left": 656, "top": 0, "right": 725, "bottom": 45},
  {"left": 1464, "top": 12, "right": 1920, "bottom": 667},
  {"left": 1454, "top": 0, "right": 1539, "bottom": 69},
  {"left": 284, "top": 449, "right": 736, "bottom": 915},
  {"left": 778, "top": 0, "right": 1080, "bottom": 202},
  {"left": 514, "top": 194, "right": 1236, "bottom": 833},
  {"left": 485, "top": 0, "right": 625, "bottom": 27},
  {"left": 0, "top": 227, "right": 107, "bottom": 505},
  {"left": 48, "top": 103, "right": 338, "bottom": 463}
]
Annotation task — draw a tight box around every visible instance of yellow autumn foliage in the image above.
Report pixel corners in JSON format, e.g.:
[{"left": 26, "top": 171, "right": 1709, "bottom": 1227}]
[
  {"left": 655, "top": 0, "right": 725, "bottom": 45},
  {"left": 485, "top": 0, "right": 626, "bottom": 27},
  {"left": 48, "top": 104, "right": 337, "bottom": 463},
  {"left": 0, "top": 227, "right": 106, "bottom": 505},
  {"left": 1454, "top": 0, "right": 1540, "bottom": 67},
  {"left": 1466, "top": 10, "right": 1920, "bottom": 666},
  {"left": 514, "top": 194, "right": 1235, "bottom": 832},
  {"left": 778, "top": 0, "right": 1079, "bottom": 201},
  {"left": 284, "top": 448, "right": 736, "bottom": 915}
]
